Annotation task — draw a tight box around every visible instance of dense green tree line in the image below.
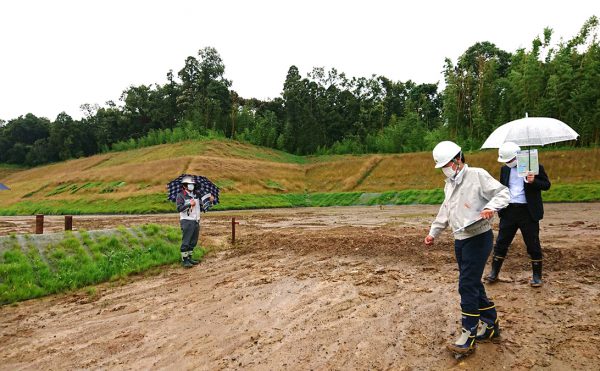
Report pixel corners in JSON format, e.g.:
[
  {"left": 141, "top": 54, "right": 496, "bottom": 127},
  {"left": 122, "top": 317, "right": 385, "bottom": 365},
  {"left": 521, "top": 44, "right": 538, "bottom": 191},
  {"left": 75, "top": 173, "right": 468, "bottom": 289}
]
[
  {"left": 443, "top": 17, "right": 600, "bottom": 147},
  {"left": 1, "top": 17, "right": 598, "bottom": 166}
]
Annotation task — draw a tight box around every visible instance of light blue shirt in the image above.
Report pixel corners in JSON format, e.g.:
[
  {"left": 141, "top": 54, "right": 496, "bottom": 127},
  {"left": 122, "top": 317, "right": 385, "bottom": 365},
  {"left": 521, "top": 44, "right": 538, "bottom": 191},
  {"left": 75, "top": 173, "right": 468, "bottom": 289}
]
[{"left": 508, "top": 167, "right": 527, "bottom": 204}]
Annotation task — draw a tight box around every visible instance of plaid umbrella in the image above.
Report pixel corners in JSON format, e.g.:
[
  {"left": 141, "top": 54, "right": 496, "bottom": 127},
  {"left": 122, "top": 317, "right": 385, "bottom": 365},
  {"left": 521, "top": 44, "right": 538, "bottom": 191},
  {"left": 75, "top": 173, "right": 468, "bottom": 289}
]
[{"left": 166, "top": 174, "right": 220, "bottom": 209}]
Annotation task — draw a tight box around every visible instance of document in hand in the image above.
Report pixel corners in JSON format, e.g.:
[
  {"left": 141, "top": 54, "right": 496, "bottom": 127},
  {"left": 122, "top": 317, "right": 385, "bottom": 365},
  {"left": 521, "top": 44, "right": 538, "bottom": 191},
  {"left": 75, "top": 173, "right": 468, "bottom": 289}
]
[
  {"left": 517, "top": 149, "right": 539, "bottom": 177},
  {"left": 453, "top": 217, "right": 484, "bottom": 234}
]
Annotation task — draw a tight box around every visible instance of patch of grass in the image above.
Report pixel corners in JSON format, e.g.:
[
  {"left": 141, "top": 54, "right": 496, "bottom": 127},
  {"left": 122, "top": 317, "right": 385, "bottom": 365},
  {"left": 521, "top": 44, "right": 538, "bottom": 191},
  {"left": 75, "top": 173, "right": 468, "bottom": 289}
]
[
  {"left": 544, "top": 183, "right": 600, "bottom": 202},
  {"left": 45, "top": 182, "right": 108, "bottom": 196},
  {"left": 215, "top": 179, "right": 236, "bottom": 190},
  {"left": 1, "top": 193, "right": 173, "bottom": 215},
  {"left": 69, "top": 183, "right": 90, "bottom": 194},
  {"left": 85, "top": 286, "right": 97, "bottom": 297},
  {"left": 81, "top": 182, "right": 104, "bottom": 190},
  {"left": 0, "top": 224, "right": 194, "bottom": 305},
  {"left": 230, "top": 146, "right": 307, "bottom": 164},
  {"left": 308, "top": 192, "right": 363, "bottom": 207},
  {"left": 264, "top": 180, "right": 286, "bottom": 191},
  {"left": 372, "top": 189, "right": 445, "bottom": 205},
  {"left": 22, "top": 183, "right": 50, "bottom": 198},
  {"left": 43, "top": 182, "right": 125, "bottom": 196},
  {"left": 100, "top": 181, "right": 126, "bottom": 194},
  {"left": 46, "top": 183, "right": 77, "bottom": 196},
  {"left": 213, "top": 193, "right": 310, "bottom": 210}
]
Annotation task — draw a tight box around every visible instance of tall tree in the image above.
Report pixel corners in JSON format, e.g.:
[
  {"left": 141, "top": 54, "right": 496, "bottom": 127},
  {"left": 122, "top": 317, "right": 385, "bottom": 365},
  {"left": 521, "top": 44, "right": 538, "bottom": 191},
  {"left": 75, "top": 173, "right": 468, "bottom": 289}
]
[{"left": 444, "top": 42, "right": 512, "bottom": 145}]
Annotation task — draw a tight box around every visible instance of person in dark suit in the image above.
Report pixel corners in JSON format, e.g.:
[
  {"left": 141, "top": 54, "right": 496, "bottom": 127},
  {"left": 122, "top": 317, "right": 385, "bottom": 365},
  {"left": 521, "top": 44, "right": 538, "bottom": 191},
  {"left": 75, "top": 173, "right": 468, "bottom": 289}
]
[{"left": 485, "top": 142, "right": 551, "bottom": 287}]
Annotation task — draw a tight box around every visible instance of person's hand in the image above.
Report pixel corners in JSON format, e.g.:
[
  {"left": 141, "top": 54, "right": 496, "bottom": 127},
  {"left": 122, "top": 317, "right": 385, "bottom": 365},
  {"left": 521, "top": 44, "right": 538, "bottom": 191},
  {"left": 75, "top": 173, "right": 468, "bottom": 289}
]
[
  {"left": 424, "top": 235, "right": 435, "bottom": 245},
  {"left": 190, "top": 199, "right": 196, "bottom": 207},
  {"left": 525, "top": 172, "right": 535, "bottom": 183},
  {"left": 209, "top": 194, "right": 215, "bottom": 202},
  {"left": 480, "top": 209, "right": 495, "bottom": 220}
]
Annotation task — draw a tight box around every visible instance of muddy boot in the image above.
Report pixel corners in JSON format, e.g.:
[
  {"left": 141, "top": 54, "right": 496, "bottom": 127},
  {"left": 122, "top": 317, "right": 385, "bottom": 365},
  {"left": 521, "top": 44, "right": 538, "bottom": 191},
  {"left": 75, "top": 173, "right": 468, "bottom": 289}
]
[
  {"left": 181, "top": 252, "right": 193, "bottom": 268},
  {"left": 189, "top": 253, "right": 200, "bottom": 266},
  {"left": 530, "top": 260, "right": 543, "bottom": 287},
  {"left": 476, "top": 319, "right": 500, "bottom": 342},
  {"left": 485, "top": 256, "right": 504, "bottom": 283},
  {"left": 447, "top": 329, "right": 476, "bottom": 354}
]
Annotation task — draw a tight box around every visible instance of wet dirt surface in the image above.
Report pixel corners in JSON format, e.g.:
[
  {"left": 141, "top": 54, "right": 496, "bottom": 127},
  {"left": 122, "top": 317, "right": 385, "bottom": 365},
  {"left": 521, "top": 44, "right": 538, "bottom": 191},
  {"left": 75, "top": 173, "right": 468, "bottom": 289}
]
[{"left": 1, "top": 204, "right": 600, "bottom": 370}]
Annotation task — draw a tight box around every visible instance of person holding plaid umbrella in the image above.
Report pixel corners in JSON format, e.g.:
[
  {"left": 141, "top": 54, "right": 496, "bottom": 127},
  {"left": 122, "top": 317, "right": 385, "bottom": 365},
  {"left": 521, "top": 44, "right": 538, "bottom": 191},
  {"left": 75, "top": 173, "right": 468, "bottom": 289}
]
[{"left": 168, "top": 174, "right": 219, "bottom": 268}]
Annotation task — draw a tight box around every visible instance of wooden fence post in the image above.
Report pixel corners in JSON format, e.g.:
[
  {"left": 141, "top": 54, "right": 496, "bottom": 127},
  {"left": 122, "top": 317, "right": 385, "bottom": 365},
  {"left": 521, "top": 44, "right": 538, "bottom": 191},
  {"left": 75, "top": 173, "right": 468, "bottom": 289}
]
[
  {"left": 232, "top": 217, "right": 240, "bottom": 244},
  {"left": 35, "top": 214, "right": 44, "bottom": 234},
  {"left": 65, "top": 215, "right": 73, "bottom": 231}
]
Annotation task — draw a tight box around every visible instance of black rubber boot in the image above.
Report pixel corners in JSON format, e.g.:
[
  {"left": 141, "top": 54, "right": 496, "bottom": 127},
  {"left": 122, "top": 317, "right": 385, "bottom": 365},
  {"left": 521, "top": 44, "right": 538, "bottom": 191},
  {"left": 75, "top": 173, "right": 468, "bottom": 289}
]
[
  {"left": 530, "top": 260, "right": 543, "bottom": 287},
  {"left": 476, "top": 319, "right": 501, "bottom": 342},
  {"left": 189, "top": 255, "right": 200, "bottom": 265},
  {"left": 485, "top": 256, "right": 504, "bottom": 283},
  {"left": 181, "top": 252, "right": 193, "bottom": 268}
]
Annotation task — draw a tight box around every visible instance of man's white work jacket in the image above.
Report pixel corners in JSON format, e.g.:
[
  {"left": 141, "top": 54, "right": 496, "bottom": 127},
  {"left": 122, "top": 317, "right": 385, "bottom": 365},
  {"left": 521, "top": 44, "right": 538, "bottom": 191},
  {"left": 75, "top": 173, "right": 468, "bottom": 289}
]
[{"left": 429, "top": 165, "right": 510, "bottom": 240}]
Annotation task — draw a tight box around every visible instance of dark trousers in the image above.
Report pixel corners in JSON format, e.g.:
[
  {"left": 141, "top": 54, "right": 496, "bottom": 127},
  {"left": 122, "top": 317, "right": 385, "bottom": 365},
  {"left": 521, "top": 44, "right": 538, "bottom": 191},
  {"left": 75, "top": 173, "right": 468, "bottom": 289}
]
[
  {"left": 180, "top": 219, "right": 200, "bottom": 253},
  {"left": 494, "top": 204, "right": 542, "bottom": 260},
  {"left": 455, "top": 230, "right": 497, "bottom": 330}
]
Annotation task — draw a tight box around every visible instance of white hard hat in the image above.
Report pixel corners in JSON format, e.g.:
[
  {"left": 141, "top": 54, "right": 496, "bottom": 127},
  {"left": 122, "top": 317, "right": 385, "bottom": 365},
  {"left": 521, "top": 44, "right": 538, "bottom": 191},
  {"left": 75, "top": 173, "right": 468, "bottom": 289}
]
[
  {"left": 181, "top": 175, "right": 194, "bottom": 184},
  {"left": 432, "top": 141, "right": 462, "bottom": 168},
  {"left": 498, "top": 142, "right": 521, "bottom": 163}
]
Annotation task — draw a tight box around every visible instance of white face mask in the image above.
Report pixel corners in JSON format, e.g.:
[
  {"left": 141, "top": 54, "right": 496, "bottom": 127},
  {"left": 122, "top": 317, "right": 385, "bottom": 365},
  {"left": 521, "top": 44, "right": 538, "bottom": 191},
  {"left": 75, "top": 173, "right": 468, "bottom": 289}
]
[
  {"left": 506, "top": 160, "right": 517, "bottom": 168},
  {"left": 442, "top": 166, "right": 456, "bottom": 178},
  {"left": 186, "top": 183, "right": 195, "bottom": 191}
]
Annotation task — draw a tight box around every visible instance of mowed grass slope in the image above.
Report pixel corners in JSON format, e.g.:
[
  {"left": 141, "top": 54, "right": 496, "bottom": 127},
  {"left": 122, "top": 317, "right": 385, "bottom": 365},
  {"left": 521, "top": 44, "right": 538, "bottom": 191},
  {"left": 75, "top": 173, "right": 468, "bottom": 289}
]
[{"left": 0, "top": 139, "right": 599, "bottom": 214}]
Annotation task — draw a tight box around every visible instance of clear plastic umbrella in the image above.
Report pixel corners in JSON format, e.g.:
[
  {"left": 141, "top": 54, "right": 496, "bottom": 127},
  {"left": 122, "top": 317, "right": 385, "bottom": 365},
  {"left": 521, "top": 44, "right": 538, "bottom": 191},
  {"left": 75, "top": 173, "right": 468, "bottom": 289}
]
[
  {"left": 481, "top": 115, "right": 579, "bottom": 149},
  {"left": 481, "top": 114, "right": 579, "bottom": 172}
]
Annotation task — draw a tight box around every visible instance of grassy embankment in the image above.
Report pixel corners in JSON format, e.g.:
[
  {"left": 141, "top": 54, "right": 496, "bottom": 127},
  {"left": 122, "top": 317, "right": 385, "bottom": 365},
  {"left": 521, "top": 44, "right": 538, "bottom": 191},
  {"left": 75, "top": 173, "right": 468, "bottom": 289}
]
[
  {"left": 0, "top": 224, "right": 205, "bottom": 305},
  {"left": 0, "top": 139, "right": 599, "bottom": 215}
]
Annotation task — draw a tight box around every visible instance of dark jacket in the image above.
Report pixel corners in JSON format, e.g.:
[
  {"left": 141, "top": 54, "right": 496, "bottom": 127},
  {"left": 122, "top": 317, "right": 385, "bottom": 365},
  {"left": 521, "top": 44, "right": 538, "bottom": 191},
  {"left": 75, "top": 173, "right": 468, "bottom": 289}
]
[
  {"left": 176, "top": 189, "right": 194, "bottom": 212},
  {"left": 498, "top": 164, "right": 551, "bottom": 221}
]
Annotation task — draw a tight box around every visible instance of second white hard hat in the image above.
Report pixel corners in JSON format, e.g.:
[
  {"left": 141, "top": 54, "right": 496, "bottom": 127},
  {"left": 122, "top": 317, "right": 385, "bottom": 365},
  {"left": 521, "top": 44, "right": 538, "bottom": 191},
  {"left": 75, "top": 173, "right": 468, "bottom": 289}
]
[{"left": 498, "top": 142, "right": 521, "bottom": 163}]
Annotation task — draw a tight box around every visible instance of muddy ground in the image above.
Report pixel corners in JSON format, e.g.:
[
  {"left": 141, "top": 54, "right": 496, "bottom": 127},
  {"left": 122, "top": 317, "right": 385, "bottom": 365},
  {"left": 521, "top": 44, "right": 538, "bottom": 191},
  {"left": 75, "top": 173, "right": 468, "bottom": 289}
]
[{"left": 1, "top": 204, "right": 600, "bottom": 370}]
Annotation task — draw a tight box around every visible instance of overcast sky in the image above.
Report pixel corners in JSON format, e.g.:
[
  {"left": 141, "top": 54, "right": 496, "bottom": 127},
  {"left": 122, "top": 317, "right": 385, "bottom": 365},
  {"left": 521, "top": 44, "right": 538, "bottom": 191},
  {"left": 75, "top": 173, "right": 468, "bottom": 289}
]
[{"left": 0, "top": 0, "right": 597, "bottom": 121}]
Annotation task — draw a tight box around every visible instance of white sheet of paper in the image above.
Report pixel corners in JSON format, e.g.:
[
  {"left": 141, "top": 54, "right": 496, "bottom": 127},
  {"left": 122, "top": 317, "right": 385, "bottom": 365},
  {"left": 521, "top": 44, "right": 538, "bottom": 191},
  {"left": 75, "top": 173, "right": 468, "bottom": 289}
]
[{"left": 453, "top": 217, "right": 484, "bottom": 234}]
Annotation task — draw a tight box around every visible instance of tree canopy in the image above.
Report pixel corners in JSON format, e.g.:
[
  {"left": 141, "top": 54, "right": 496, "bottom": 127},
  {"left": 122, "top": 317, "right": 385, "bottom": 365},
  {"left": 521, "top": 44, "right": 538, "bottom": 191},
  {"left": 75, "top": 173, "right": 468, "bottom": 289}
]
[{"left": 1, "top": 17, "right": 598, "bottom": 166}]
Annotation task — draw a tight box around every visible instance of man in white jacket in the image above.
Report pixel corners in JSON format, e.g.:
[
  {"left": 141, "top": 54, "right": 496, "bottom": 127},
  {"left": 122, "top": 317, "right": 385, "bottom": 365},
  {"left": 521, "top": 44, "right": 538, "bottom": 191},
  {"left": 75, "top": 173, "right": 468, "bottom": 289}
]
[{"left": 424, "top": 141, "right": 510, "bottom": 355}]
